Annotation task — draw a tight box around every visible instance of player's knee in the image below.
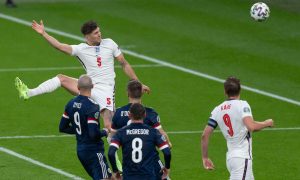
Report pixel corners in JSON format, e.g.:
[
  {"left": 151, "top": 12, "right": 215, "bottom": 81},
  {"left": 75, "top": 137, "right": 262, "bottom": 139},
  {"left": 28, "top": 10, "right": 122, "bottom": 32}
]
[{"left": 56, "top": 74, "right": 68, "bottom": 84}]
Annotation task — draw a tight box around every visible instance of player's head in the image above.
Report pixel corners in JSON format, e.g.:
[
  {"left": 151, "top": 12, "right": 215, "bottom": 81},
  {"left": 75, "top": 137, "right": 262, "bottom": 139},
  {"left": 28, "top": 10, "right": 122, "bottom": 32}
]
[
  {"left": 81, "top": 20, "right": 101, "bottom": 45},
  {"left": 224, "top": 76, "right": 241, "bottom": 98},
  {"left": 127, "top": 80, "right": 142, "bottom": 99},
  {"left": 129, "top": 103, "right": 146, "bottom": 121},
  {"left": 78, "top": 74, "right": 93, "bottom": 93}
]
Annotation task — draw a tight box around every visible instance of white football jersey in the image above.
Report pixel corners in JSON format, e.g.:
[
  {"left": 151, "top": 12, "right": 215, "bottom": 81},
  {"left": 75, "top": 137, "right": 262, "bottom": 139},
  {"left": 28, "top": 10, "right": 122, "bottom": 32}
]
[
  {"left": 209, "top": 99, "right": 253, "bottom": 160},
  {"left": 71, "top": 38, "right": 122, "bottom": 85}
]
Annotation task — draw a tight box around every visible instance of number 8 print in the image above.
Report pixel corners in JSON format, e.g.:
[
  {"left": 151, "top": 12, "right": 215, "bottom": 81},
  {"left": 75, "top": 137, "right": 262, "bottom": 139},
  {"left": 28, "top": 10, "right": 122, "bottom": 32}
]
[{"left": 132, "top": 138, "right": 143, "bottom": 163}]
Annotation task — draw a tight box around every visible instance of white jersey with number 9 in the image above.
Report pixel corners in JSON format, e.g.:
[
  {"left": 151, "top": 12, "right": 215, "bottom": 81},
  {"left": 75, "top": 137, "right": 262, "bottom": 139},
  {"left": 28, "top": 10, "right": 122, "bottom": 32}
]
[{"left": 210, "top": 100, "right": 253, "bottom": 160}]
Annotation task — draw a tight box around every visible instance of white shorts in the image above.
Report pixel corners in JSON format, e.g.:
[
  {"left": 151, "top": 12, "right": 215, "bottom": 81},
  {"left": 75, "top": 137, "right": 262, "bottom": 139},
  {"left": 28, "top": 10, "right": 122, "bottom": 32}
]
[
  {"left": 226, "top": 158, "right": 254, "bottom": 180},
  {"left": 91, "top": 83, "right": 115, "bottom": 112}
]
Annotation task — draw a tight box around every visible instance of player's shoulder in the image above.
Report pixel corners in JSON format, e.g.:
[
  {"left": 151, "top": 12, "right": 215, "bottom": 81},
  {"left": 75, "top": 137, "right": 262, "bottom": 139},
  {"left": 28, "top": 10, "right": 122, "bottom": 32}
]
[
  {"left": 231, "top": 99, "right": 250, "bottom": 108},
  {"left": 145, "top": 106, "right": 158, "bottom": 114},
  {"left": 74, "top": 43, "right": 89, "bottom": 49},
  {"left": 65, "top": 97, "right": 76, "bottom": 108},
  {"left": 84, "top": 97, "right": 100, "bottom": 110},
  {"left": 101, "top": 38, "right": 117, "bottom": 45},
  {"left": 115, "top": 103, "right": 131, "bottom": 112}
]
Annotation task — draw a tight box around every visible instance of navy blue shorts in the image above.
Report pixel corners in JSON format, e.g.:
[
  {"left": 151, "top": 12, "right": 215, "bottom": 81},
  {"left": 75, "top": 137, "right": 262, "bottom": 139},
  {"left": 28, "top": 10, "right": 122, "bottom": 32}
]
[
  {"left": 77, "top": 150, "right": 111, "bottom": 180},
  {"left": 123, "top": 175, "right": 156, "bottom": 180},
  {"left": 154, "top": 159, "right": 164, "bottom": 180}
]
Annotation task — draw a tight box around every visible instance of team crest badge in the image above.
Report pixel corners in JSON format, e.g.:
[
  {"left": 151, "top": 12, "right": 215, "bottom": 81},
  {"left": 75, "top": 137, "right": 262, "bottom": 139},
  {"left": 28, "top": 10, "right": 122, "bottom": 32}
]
[
  {"left": 243, "top": 107, "right": 251, "bottom": 113},
  {"left": 94, "top": 112, "right": 100, "bottom": 119}
]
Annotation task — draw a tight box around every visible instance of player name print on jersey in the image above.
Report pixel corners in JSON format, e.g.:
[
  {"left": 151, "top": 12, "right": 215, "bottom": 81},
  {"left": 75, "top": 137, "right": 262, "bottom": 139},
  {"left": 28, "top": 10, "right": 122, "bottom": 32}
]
[
  {"left": 73, "top": 102, "right": 82, "bottom": 109},
  {"left": 121, "top": 111, "right": 129, "bottom": 117},
  {"left": 221, "top": 104, "right": 231, "bottom": 111},
  {"left": 126, "top": 129, "right": 150, "bottom": 135}
]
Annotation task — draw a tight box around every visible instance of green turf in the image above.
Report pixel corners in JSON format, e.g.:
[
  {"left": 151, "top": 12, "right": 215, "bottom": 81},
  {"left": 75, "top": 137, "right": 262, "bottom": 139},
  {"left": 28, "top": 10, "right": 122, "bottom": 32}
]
[{"left": 0, "top": 0, "right": 299, "bottom": 179}]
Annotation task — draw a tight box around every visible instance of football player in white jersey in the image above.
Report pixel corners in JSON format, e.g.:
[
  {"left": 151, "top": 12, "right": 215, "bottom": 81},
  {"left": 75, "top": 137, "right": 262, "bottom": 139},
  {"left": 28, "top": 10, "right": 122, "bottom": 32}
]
[
  {"left": 15, "top": 20, "right": 150, "bottom": 132},
  {"left": 201, "top": 76, "right": 274, "bottom": 180}
]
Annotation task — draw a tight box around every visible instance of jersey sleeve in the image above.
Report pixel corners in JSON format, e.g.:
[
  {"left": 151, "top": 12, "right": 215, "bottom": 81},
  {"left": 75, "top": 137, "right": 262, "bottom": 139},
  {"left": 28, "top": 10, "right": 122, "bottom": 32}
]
[
  {"left": 208, "top": 107, "right": 218, "bottom": 129},
  {"left": 59, "top": 103, "right": 75, "bottom": 134},
  {"left": 110, "top": 39, "right": 122, "bottom": 57},
  {"left": 154, "top": 129, "right": 169, "bottom": 150},
  {"left": 111, "top": 131, "right": 122, "bottom": 149},
  {"left": 241, "top": 101, "right": 253, "bottom": 118},
  {"left": 146, "top": 108, "right": 161, "bottom": 129},
  {"left": 71, "top": 44, "right": 79, "bottom": 56},
  {"left": 86, "top": 104, "right": 100, "bottom": 125}
]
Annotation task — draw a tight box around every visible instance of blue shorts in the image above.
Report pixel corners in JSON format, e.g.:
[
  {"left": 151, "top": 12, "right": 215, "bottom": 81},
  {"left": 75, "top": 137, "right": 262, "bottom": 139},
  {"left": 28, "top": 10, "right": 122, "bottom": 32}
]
[
  {"left": 154, "top": 159, "right": 164, "bottom": 180},
  {"left": 77, "top": 149, "right": 111, "bottom": 180},
  {"left": 123, "top": 175, "right": 156, "bottom": 180}
]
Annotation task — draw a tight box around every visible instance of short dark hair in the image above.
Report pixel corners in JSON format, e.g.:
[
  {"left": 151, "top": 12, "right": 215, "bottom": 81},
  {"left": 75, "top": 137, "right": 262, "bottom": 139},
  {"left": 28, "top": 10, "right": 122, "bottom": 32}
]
[
  {"left": 81, "top": 21, "right": 98, "bottom": 35},
  {"left": 224, "top": 76, "right": 241, "bottom": 97},
  {"left": 127, "top": 80, "right": 142, "bottom": 99},
  {"left": 129, "top": 103, "right": 145, "bottom": 120}
]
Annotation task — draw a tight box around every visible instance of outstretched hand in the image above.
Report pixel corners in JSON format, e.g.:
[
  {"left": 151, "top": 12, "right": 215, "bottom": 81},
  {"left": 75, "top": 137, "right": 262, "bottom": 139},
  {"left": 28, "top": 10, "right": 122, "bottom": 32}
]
[
  {"left": 202, "top": 158, "right": 215, "bottom": 170},
  {"left": 142, "top": 84, "right": 151, "bottom": 94},
  {"left": 32, "top": 20, "right": 45, "bottom": 35}
]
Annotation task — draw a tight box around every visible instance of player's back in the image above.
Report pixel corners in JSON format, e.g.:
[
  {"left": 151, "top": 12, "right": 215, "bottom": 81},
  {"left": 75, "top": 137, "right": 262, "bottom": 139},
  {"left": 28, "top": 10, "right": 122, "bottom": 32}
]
[
  {"left": 210, "top": 99, "right": 252, "bottom": 159},
  {"left": 113, "top": 123, "right": 163, "bottom": 179},
  {"left": 112, "top": 103, "right": 161, "bottom": 130},
  {"left": 65, "top": 95, "right": 104, "bottom": 151}
]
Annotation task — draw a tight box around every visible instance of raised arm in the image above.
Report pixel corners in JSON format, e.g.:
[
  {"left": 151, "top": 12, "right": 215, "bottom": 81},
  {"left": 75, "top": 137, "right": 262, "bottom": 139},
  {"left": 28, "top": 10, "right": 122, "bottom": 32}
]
[
  {"left": 243, "top": 116, "right": 273, "bottom": 132},
  {"left": 115, "top": 54, "right": 151, "bottom": 94},
  {"left": 32, "top": 20, "right": 72, "bottom": 55},
  {"left": 201, "top": 126, "right": 215, "bottom": 170}
]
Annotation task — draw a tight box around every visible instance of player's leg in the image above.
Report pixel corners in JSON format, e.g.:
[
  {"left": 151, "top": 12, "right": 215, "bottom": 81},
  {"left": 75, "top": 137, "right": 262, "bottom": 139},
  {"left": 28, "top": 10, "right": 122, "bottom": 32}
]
[
  {"left": 77, "top": 151, "right": 94, "bottom": 178},
  {"left": 15, "top": 74, "right": 78, "bottom": 100},
  {"left": 57, "top": 74, "right": 79, "bottom": 96},
  {"left": 91, "top": 84, "right": 123, "bottom": 172}
]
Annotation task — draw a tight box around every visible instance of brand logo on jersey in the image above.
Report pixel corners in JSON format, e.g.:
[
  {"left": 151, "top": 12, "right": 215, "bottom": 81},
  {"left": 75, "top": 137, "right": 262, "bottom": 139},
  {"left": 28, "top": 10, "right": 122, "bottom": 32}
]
[
  {"left": 243, "top": 107, "right": 251, "bottom": 113},
  {"left": 94, "top": 112, "right": 100, "bottom": 119}
]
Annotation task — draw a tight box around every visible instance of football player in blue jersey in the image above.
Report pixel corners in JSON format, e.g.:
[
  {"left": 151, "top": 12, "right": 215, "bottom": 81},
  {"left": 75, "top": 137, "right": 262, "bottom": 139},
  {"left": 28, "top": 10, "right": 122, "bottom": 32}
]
[
  {"left": 111, "top": 80, "right": 171, "bottom": 179},
  {"left": 59, "top": 75, "right": 112, "bottom": 180},
  {"left": 108, "top": 103, "right": 171, "bottom": 180}
]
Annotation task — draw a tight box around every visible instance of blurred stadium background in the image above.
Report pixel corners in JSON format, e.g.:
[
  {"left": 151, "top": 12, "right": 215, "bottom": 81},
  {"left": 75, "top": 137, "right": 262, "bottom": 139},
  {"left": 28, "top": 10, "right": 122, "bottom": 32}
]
[{"left": 0, "top": 0, "right": 299, "bottom": 179}]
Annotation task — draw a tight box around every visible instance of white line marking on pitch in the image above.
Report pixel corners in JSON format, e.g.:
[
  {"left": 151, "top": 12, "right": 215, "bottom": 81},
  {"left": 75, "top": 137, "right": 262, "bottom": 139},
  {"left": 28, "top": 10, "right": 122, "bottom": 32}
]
[
  {"left": 0, "top": 127, "right": 299, "bottom": 139},
  {"left": 0, "top": 64, "right": 165, "bottom": 72},
  {"left": 0, "top": 13, "right": 299, "bottom": 106},
  {"left": 0, "top": 147, "right": 84, "bottom": 180}
]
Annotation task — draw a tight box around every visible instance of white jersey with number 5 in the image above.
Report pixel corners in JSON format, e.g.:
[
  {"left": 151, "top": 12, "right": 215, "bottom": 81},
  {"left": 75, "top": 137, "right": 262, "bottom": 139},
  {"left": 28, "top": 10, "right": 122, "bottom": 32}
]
[
  {"left": 209, "top": 100, "right": 253, "bottom": 160},
  {"left": 71, "top": 38, "right": 122, "bottom": 85}
]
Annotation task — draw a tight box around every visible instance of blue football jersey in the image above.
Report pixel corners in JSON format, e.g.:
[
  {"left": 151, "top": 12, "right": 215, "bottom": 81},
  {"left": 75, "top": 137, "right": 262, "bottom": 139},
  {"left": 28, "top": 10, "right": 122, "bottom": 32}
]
[
  {"left": 111, "top": 123, "right": 169, "bottom": 178},
  {"left": 61, "top": 95, "right": 104, "bottom": 151},
  {"left": 112, "top": 103, "right": 161, "bottom": 131}
]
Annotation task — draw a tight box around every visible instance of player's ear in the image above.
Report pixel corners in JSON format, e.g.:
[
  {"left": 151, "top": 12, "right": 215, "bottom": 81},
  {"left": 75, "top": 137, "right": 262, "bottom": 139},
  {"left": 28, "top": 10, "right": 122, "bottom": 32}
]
[{"left": 77, "top": 85, "right": 80, "bottom": 91}]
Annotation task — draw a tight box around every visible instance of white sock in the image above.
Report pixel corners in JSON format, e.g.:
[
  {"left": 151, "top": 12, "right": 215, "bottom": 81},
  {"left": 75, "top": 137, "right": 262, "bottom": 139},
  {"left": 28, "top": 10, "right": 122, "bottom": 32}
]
[{"left": 27, "top": 77, "right": 61, "bottom": 97}]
